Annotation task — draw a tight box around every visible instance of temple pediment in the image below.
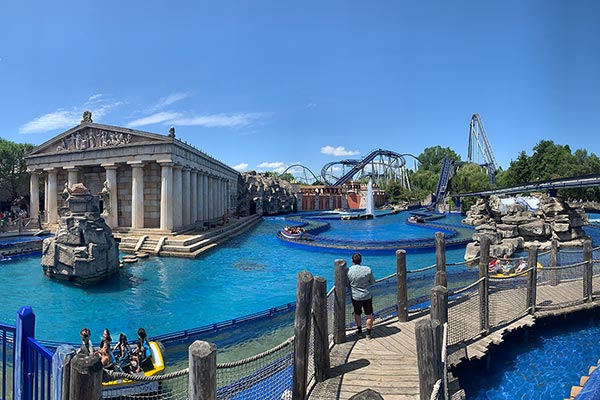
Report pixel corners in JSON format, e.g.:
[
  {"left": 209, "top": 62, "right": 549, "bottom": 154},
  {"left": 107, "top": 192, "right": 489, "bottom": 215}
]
[{"left": 29, "top": 122, "right": 172, "bottom": 156}]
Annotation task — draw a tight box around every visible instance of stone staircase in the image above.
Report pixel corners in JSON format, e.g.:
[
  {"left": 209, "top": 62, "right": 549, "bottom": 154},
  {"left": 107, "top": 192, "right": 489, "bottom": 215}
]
[{"left": 119, "top": 215, "right": 261, "bottom": 258}]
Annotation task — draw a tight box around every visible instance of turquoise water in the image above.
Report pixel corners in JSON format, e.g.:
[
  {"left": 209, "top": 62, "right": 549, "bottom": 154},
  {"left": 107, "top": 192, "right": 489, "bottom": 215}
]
[
  {"left": 0, "top": 210, "right": 465, "bottom": 344},
  {"left": 457, "top": 312, "right": 600, "bottom": 399}
]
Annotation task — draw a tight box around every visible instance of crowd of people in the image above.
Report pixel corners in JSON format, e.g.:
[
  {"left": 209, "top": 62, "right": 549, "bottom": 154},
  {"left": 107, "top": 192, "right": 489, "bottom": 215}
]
[
  {"left": 0, "top": 209, "right": 28, "bottom": 231},
  {"left": 77, "top": 327, "right": 153, "bottom": 373},
  {"left": 283, "top": 225, "right": 305, "bottom": 235},
  {"left": 488, "top": 255, "right": 528, "bottom": 275}
]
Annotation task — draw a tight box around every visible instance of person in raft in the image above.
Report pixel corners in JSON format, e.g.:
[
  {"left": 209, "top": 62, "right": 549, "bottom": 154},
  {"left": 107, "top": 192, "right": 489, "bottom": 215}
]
[
  {"left": 77, "top": 327, "right": 93, "bottom": 355},
  {"left": 347, "top": 253, "right": 376, "bottom": 340}
]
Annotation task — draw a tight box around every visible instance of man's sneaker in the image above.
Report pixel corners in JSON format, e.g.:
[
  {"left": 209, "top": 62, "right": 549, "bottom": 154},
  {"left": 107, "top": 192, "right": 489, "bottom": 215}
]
[
  {"left": 365, "top": 334, "right": 372, "bottom": 341},
  {"left": 356, "top": 330, "right": 365, "bottom": 339}
]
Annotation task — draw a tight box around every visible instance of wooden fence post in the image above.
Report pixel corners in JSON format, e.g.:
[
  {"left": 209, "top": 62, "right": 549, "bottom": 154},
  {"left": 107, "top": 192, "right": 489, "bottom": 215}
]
[
  {"left": 396, "top": 250, "right": 409, "bottom": 322},
  {"left": 69, "top": 354, "right": 103, "bottom": 400},
  {"left": 189, "top": 340, "right": 217, "bottom": 400},
  {"left": 478, "top": 237, "right": 490, "bottom": 334},
  {"left": 435, "top": 232, "right": 447, "bottom": 287},
  {"left": 293, "top": 270, "right": 314, "bottom": 400},
  {"left": 312, "top": 276, "right": 330, "bottom": 382},
  {"left": 61, "top": 353, "right": 74, "bottom": 400},
  {"left": 550, "top": 239, "right": 559, "bottom": 286},
  {"left": 583, "top": 239, "right": 593, "bottom": 302},
  {"left": 416, "top": 319, "right": 443, "bottom": 400},
  {"left": 430, "top": 285, "right": 448, "bottom": 326},
  {"left": 527, "top": 245, "right": 539, "bottom": 313},
  {"left": 333, "top": 259, "right": 347, "bottom": 344}
]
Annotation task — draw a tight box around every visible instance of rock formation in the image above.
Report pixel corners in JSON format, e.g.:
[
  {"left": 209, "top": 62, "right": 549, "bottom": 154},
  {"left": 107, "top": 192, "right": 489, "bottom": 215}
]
[
  {"left": 41, "top": 183, "right": 120, "bottom": 284},
  {"left": 463, "top": 193, "right": 589, "bottom": 259},
  {"left": 237, "top": 171, "right": 299, "bottom": 216}
]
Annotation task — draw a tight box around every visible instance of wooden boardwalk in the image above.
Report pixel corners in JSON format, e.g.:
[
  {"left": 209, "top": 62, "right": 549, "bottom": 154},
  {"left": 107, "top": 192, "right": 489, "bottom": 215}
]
[{"left": 308, "top": 318, "right": 422, "bottom": 400}]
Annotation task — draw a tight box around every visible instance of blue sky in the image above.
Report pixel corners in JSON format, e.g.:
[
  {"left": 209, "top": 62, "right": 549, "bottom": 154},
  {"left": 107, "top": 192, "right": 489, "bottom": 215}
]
[{"left": 1, "top": 1, "right": 599, "bottom": 179}]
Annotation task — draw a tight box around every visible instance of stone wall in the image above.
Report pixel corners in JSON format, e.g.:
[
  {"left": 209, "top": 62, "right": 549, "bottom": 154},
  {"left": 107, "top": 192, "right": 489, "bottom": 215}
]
[
  {"left": 463, "top": 193, "right": 589, "bottom": 259},
  {"left": 237, "top": 171, "right": 299, "bottom": 216}
]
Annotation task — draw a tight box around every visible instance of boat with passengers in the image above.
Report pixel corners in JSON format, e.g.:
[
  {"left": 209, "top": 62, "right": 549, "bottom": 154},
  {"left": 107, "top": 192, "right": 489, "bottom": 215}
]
[{"left": 102, "top": 340, "right": 165, "bottom": 397}]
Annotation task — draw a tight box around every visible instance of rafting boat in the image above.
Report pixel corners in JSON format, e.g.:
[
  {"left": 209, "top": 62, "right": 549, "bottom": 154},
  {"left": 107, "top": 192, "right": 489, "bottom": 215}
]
[{"left": 102, "top": 340, "right": 165, "bottom": 397}]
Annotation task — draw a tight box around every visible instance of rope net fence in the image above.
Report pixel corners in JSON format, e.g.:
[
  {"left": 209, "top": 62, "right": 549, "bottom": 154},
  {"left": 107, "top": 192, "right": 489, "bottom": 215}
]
[
  {"left": 488, "top": 274, "right": 529, "bottom": 328},
  {"left": 536, "top": 261, "right": 586, "bottom": 310},
  {"left": 447, "top": 280, "right": 482, "bottom": 347}
]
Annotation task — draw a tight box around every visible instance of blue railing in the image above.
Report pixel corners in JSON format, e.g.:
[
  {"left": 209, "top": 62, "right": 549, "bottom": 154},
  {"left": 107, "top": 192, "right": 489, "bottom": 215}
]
[
  {"left": 26, "top": 338, "right": 52, "bottom": 400},
  {"left": 0, "top": 322, "right": 15, "bottom": 400}
]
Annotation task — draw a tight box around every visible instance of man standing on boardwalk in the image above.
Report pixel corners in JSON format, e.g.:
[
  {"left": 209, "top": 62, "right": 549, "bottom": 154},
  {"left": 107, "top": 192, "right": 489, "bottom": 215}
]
[{"left": 347, "top": 253, "right": 375, "bottom": 340}]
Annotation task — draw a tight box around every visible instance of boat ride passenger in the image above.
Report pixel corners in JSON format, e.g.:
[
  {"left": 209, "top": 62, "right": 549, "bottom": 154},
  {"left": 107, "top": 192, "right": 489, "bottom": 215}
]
[
  {"left": 77, "top": 327, "right": 93, "bottom": 355},
  {"left": 488, "top": 258, "right": 503, "bottom": 274},
  {"left": 515, "top": 259, "right": 528, "bottom": 273},
  {"left": 114, "top": 333, "right": 134, "bottom": 372},
  {"left": 136, "top": 327, "right": 153, "bottom": 371},
  {"left": 96, "top": 339, "right": 116, "bottom": 369}
]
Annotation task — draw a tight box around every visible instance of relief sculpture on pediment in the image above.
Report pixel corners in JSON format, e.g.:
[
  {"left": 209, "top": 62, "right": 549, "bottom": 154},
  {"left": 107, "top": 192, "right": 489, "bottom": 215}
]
[{"left": 56, "top": 129, "right": 132, "bottom": 152}]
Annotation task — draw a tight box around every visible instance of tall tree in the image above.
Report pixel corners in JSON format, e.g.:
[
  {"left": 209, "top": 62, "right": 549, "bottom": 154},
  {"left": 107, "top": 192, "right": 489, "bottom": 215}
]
[{"left": 0, "top": 138, "right": 34, "bottom": 205}]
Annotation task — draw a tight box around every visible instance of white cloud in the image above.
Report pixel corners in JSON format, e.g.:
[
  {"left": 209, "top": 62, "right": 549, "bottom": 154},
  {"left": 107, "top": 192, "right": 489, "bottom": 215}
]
[
  {"left": 151, "top": 92, "right": 192, "bottom": 111},
  {"left": 257, "top": 161, "right": 285, "bottom": 169},
  {"left": 233, "top": 163, "right": 249, "bottom": 171},
  {"left": 127, "top": 111, "right": 183, "bottom": 128},
  {"left": 320, "top": 145, "right": 360, "bottom": 157},
  {"left": 19, "top": 110, "right": 81, "bottom": 134},
  {"left": 171, "top": 112, "right": 264, "bottom": 128},
  {"left": 19, "top": 94, "right": 122, "bottom": 134},
  {"left": 306, "top": 102, "right": 317, "bottom": 109}
]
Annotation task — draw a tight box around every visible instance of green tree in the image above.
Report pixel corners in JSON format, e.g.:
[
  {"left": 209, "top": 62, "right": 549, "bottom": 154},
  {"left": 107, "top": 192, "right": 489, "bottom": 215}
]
[{"left": 0, "top": 138, "right": 34, "bottom": 205}]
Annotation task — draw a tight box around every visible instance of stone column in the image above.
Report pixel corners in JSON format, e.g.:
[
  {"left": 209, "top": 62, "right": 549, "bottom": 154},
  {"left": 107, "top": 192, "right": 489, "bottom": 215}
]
[
  {"left": 29, "top": 171, "right": 40, "bottom": 220},
  {"left": 159, "top": 160, "right": 174, "bottom": 231},
  {"left": 173, "top": 164, "right": 183, "bottom": 229},
  {"left": 196, "top": 171, "right": 205, "bottom": 226},
  {"left": 182, "top": 167, "right": 191, "bottom": 226},
  {"left": 202, "top": 173, "right": 209, "bottom": 222},
  {"left": 65, "top": 166, "right": 79, "bottom": 188},
  {"left": 45, "top": 168, "right": 58, "bottom": 224},
  {"left": 44, "top": 174, "right": 49, "bottom": 222},
  {"left": 190, "top": 169, "right": 198, "bottom": 224},
  {"left": 129, "top": 161, "right": 145, "bottom": 229},
  {"left": 101, "top": 164, "right": 119, "bottom": 228},
  {"left": 209, "top": 175, "right": 216, "bottom": 221}
]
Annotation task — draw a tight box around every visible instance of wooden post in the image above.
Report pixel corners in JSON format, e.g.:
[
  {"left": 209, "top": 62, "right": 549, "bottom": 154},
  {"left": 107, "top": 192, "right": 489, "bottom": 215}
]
[
  {"left": 435, "top": 232, "right": 447, "bottom": 286},
  {"left": 527, "top": 245, "right": 539, "bottom": 313},
  {"left": 430, "top": 285, "right": 448, "bottom": 326},
  {"left": 293, "top": 270, "right": 314, "bottom": 400},
  {"left": 62, "top": 353, "right": 73, "bottom": 400},
  {"left": 188, "top": 340, "right": 217, "bottom": 400},
  {"left": 69, "top": 354, "right": 103, "bottom": 400},
  {"left": 415, "top": 319, "right": 443, "bottom": 400},
  {"left": 396, "top": 250, "right": 409, "bottom": 322},
  {"left": 478, "top": 237, "right": 490, "bottom": 334},
  {"left": 550, "top": 239, "right": 559, "bottom": 286},
  {"left": 333, "top": 259, "right": 347, "bottom": 344},
  {"left": 583, "top": 239, "right": 593, "bottom": 302},
  {"left": 312, "top": 276, "right": 330, "bottom": 382},
  {"left": 434, "top": 270, "right": 447, "bottom": 288}
]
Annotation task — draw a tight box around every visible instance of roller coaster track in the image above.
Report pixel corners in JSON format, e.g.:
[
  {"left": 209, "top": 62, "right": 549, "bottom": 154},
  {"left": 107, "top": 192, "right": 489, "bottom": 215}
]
[
  {"left": 321, "top": 149, "right": 415, "bottom": 187},
  {"left": 468, "top": 113, "right": 498, "bottom": 184},
  {"left": 280, "top": 164, "right": 320, "bottom": 184}
]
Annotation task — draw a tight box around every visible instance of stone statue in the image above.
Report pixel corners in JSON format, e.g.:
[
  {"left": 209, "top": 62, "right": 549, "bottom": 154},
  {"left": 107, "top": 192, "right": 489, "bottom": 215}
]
[
  {"left": 81, "top": 110, "right": 93, "bottom": 123},
  {"left": 168, "top": 127, "right": 176, "bottom": 138},
  {"left": 99, "top": 180, "right": 111, "bottom": 214},
  {"left": 62, "top": 182, "right": 71, "bottom": 201}
]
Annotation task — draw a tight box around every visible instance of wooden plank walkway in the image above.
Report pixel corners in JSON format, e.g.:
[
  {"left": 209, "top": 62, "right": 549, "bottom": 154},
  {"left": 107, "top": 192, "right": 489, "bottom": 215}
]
[{"left": 308, "top": 318, "right": 422, "bottom": 400}]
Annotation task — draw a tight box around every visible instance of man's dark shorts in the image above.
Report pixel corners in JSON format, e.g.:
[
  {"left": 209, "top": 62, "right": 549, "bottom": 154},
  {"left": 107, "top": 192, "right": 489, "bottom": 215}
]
[{"left": 351, "top": 298, "right": 373, "bottom": 315}]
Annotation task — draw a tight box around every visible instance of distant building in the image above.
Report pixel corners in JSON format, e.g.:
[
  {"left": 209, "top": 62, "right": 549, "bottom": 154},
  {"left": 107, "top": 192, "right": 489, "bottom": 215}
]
[{"left": 25, "top": 111, "right": 240, "bottom": 234}]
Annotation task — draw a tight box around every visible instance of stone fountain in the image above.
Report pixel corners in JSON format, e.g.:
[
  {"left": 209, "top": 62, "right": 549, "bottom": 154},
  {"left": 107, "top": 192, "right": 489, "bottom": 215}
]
[{"left": 41, "top": 183, "right": 120, "bottom": 284}]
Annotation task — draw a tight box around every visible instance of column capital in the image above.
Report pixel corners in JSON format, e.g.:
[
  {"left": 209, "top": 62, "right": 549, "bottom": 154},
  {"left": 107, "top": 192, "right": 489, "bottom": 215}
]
[
  {"left": 101, "top": 163, "right": 119, "bottom": 170},
  {"left": 27, "top": 169, "right": 41, "bottom": 175},
  {"left": 43, "top": 167, "right": 57, "bottom": 173},
  {"left": 157, "top": 159, "right": 174, "bottom": 166},
  {"left": 173, "top": 164, "right": 183, "bottom": 171},
  {"left": 128, "top": 160, "right": 145, "bottom": 168},
  {"left": 63, "top": 165, "right": 79, "bottom": 171},
  {"left": 182, "top": 166, "right": 191, "bottom": 172}
]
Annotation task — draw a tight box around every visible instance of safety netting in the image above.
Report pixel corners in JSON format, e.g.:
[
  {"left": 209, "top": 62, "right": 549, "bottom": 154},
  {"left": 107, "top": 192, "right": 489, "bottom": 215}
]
[
  {"left": 447, "top": 280, "right": 482, "bottom": 346},
  {"left": 488, "top": 273, "right": 529, "bottom": 328}
]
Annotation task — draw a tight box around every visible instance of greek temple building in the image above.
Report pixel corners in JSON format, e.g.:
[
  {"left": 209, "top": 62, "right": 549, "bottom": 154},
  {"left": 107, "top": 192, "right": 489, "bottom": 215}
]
[{"left": 25, "top": 111, "right": 240, "bottom": 234}]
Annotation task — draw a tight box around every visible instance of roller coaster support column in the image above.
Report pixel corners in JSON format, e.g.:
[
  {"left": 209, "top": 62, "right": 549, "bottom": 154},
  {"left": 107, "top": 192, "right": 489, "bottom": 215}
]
[
  {"left": 333, "top": 260, "right": 347, "bottom": 344},
  {"left": 435, "top": 232, "right": 447, "bottom": 287},
  {"left": 396, "top": 250, "right": 409, "bottom": 322},
  {"left": 478, "top": 237, "right": 490, "bottom": 334},
  {"left": 583, "top": 239, "right": 593, "bottom": 302},
  {"left": 293, "top": 270, "right": 314, "bottom": 400},
  {"left": 527, "top": 246, "right": 539, "bottom": 314}
]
